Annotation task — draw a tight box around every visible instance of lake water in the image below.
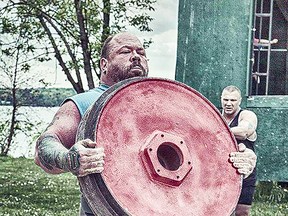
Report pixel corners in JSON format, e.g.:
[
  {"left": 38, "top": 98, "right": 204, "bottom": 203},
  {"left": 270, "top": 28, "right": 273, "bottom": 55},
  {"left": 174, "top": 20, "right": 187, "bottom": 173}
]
[{"left": 0, "top": 106, "right": 58, "bottom": 158}]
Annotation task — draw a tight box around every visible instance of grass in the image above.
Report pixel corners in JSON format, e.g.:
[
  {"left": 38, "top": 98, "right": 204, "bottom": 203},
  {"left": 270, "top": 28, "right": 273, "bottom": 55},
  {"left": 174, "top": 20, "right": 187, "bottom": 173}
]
[
  {"left": 0, "top": 157, "right": 79, "bottom": 216},
  {"left": 1, "top": 157, "right": 288, "bottom": 215},
  {"left": 252, "top": 202, "right": 288, "bottom": 216}
]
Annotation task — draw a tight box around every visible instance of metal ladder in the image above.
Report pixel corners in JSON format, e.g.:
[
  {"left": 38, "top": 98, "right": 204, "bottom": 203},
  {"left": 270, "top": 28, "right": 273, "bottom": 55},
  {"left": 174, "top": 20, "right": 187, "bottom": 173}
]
[{"left": 253, "top": 0, "right": 274, "bottom": 95}]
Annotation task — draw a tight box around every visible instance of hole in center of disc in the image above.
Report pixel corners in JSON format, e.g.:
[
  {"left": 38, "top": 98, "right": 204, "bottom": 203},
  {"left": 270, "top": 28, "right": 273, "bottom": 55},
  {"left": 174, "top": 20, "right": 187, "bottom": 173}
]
[{"left": 157, "top": 142, "right": 183, "bottom": 171}]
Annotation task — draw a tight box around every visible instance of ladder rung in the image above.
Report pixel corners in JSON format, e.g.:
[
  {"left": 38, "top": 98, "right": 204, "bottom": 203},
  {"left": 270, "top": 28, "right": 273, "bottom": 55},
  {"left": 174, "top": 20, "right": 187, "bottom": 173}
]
[
  {"left": 252, "top": 72, "right": 268, "bottom": 76},
  {"left": 254, "top": 43, "right": 270, "bottom": 47},
  {"left": 254, "top": 48, "right": 288, "bottom": 52},
  {"left": 263, "top": 48, "right": 287, "bottom": 52},
  {"left": 255, "top": 13, "right": 271, "bottom": 17}
]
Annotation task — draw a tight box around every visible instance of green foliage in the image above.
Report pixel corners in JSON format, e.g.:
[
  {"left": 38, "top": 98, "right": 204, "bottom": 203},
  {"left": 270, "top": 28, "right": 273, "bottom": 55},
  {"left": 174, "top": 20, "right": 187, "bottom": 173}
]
[
  {"left": 254, "top": 181, "right": 288, "bottom": 203},
  {"left": 0, "top": 0, "right": 157, "bottom": 92},
  {"left": 0, "top": 88, "right": 75, "bottom": 107},
  {"left": 251, "top": 181, "right": 288, "bottom": 216},
  {"left": 0, "top": 105, "right": 45, "bottom": 156},
  {"left": 252, "top": 202, "right": 288, "bottom": 216},
  {"left": 0, "top": 119, "right": 10, "bottom": 154},
  {"left": 0, "top": 157, "right": 79, "bottom": 215},
  {"left": 113, "top": 0, "right": 155, "bottom": 32}
]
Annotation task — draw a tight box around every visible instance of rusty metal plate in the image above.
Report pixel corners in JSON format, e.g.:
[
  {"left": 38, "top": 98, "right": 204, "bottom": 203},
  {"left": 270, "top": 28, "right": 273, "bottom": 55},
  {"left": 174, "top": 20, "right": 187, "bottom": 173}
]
[{"left": 77, "top": 77, "right": 241, "bottom": 216}]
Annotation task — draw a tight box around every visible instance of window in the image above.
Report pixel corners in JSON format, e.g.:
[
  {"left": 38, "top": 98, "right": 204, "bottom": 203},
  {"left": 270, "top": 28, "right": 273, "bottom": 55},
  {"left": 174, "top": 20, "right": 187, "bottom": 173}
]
[{"left": 250, "top": 0, "right": 288, "bottom": 95}]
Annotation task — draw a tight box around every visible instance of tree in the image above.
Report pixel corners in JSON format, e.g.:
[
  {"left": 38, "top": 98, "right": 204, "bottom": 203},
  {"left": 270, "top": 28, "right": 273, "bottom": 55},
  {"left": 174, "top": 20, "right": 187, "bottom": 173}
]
[
  {"left": 0, "top": 21, "right": 43, "bottom": 156},
  {"left": 0, "top": 0, "right": 156, "bottom": 93},
  {"left": 0, "top": 0, "right": 156, "bottom": 156}
]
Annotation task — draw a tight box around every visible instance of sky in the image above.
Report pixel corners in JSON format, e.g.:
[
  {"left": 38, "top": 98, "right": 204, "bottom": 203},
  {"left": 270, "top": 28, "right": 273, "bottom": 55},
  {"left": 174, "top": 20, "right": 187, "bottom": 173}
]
[
  {"left": 137, "top": 0, "right": 179, "bottom": 80},
  {"left": 38, "top": 0, "right": 179, "bottom": 88}
]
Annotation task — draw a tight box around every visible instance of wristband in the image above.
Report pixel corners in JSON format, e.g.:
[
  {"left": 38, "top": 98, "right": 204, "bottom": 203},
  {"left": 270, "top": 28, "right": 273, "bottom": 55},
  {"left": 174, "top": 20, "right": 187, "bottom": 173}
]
[{"left": 67, "top": 150, "right": 80, "bottom": 170}]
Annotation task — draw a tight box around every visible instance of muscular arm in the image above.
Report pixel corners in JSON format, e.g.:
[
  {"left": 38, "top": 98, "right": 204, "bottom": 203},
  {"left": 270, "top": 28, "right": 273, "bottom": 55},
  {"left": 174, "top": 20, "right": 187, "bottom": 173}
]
[
  {"left": 230, "top": 110, "right": 258, "bottom": 140},
  {"left": 35, "top": 100, "right": 105, "bottom": 177},
  {"left": 34, "top": 101, "right": 81, "bottom": 174}
]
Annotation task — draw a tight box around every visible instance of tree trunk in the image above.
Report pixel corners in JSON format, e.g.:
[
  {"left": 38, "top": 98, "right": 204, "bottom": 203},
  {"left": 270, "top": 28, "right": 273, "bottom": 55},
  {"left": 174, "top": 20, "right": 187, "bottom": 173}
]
[
  {"left": 3, "top": 45, "right": 21, "bottom": 156},
  {"left": 75, "top": 0, "right": 95, "bottom": 90},
  {"left": 102, "top": 0, "right": 111, "bottom": 43}
]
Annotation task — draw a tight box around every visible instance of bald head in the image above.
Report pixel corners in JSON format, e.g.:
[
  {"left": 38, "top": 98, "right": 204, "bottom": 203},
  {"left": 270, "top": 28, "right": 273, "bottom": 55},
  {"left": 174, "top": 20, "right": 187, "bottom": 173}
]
[
  {"left": 101, "top": 32, "right": 143, "bottom": 59},
  {"left": 221, "top": 85, "right": 241, "bottom": 97},
  {"left": 99, "top": 32, "right": 149, "bottom": 86}
]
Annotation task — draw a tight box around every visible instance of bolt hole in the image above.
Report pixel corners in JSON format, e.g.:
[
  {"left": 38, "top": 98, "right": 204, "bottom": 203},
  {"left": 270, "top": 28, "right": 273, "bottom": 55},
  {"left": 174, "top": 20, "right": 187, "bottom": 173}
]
[
  {"left": 157, "top": 169, "right": 160, "bottom": 172},
  {"left": 176, "top": 176, "right": 180, "bottom": 179},
  {"left": 188, "top": 161, "right": 191, "bottom": 165},
  {"left": 180, "top": 141, "right": 183, "bottom": 144},
  {"left": 157, "top": 142, "right": 183, "bottom": 171},
  {"left": 161, "top": 134, "right": 164, "bottom": 137},
  {"left": 149, "top": 148, "right": 152, "bottom": 152}
]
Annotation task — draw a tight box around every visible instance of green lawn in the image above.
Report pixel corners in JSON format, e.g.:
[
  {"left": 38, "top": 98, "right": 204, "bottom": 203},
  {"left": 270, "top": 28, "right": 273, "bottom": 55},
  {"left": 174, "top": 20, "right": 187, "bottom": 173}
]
[
  {"left": 1, "top": 157, "right": 287, "bottom": 216},
  {"left": 0, "top": 157, "right": 79, "bottom": 216}
]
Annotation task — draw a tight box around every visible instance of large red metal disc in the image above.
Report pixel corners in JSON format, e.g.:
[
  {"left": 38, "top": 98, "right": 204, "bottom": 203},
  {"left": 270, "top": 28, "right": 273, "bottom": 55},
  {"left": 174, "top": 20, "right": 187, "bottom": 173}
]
[{"left": 77, "top": 77, "right": 241, "bottom": 216}]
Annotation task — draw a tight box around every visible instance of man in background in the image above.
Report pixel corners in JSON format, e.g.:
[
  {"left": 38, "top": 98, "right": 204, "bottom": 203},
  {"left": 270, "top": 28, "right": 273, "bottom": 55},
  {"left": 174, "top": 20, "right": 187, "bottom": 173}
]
[{"left": 221, "top": 85, "right": 258, "bottom": 216}]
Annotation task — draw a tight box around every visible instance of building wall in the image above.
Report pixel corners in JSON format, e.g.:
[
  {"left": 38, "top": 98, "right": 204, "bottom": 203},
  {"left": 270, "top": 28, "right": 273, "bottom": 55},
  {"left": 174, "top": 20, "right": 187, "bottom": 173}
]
[{"left": 176, "top": 0, "right": 288, "bottom": 181}]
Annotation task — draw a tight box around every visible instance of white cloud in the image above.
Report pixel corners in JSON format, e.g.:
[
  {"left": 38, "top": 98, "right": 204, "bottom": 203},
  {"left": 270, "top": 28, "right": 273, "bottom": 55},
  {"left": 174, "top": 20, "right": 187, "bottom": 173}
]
[
  {"left": 131, "top": 0, "right": 179, "bottom": 80},
  {"left": 146, "top": 29, "right": 178, "bottom": 79},
  {"left": 150, "top": 0, "right": 179, "bottom": 34}
]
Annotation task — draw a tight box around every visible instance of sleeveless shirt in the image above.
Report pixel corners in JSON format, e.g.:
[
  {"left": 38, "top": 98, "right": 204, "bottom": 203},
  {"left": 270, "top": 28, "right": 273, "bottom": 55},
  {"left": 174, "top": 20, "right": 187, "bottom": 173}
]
[
  {"left": 229, "top": 109, "right": 255, "bottom": 152},
  {"left": 65, "top": 84, "right": 109, "bottom": 116},
  {"left": 64, "top": 84, "right": 109, "bottom": 215},
  {"left": 229, "top": 109, "right": 257, "bottom": 184}
]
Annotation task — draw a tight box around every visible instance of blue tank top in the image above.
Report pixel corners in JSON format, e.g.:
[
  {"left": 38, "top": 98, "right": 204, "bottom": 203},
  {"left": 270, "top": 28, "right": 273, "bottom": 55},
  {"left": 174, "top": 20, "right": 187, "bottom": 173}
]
[{"left": 64, "top": 84, "right": 109, "bottom": 117}]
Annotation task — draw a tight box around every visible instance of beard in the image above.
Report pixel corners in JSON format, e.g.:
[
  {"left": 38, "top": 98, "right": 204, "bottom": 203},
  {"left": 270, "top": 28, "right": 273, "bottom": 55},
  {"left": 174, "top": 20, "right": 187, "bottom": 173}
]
[
  {"left": 127, "top": 62, "right": 148, "bottom": 77},
  {"left": 108, "top": 62, "right": 149, "bottom": 83},
  {"left": 119, "top": 63, "right": 148, "bottom": 80}
]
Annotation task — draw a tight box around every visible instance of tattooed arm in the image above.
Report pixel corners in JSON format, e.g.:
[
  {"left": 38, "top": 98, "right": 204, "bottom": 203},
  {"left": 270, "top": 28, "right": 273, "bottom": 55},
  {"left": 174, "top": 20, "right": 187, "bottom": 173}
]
[
  {"left": 35, "top": 134, "right": 69, "bottom": 173},
  {"left": 34, "top": 101, "right": 105, "bottom": 176}
]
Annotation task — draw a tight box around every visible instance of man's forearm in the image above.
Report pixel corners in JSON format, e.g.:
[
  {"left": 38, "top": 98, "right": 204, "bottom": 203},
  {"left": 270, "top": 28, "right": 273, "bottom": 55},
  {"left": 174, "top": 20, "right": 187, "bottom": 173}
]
[
  {"left": 36, "top": 134, "right": 69, "bottom": 172},
  {"left": 231, "top": 120, "right": 256, "bottom": 140},
  {"left": 230, "top": 126, "right": 248, "bottom": 140}
]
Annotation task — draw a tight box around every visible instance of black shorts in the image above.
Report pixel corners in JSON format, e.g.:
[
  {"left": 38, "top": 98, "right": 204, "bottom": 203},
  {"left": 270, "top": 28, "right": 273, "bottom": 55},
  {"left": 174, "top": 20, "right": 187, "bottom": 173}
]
[{"left": 238, "top": 170, "right": 257, "bottom": 205}]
